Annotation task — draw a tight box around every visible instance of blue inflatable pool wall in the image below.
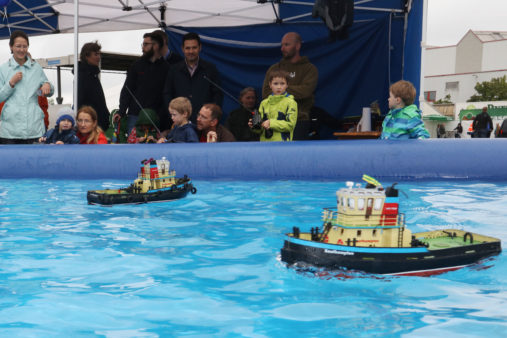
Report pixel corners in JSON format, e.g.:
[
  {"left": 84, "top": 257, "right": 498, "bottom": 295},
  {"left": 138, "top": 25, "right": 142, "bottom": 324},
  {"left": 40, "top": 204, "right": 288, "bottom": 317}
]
[{"left": 3, "top": 139, "right": 507, "bottom": 180}]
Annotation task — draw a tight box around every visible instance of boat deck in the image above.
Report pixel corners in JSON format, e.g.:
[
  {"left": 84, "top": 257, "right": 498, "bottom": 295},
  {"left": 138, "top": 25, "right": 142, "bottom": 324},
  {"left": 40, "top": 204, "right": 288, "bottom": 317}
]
[
  {"left": 289, "top": 229, "right": 499, "bottom": 251},
  {"left": 416, "top": 229, "right": 499, "bottom": 250},
  {"left": 421, "top": 236, "right": 472, "bottom": 250},
  {"left": 92, "top": 189, "right": 129, "bottom": 195}
]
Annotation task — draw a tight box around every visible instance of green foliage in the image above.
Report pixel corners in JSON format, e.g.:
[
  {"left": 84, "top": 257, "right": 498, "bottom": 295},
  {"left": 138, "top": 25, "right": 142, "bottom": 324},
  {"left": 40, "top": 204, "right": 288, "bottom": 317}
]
[
  {"left": 468, "top": 75, "right": 507, "bottom": 102},
  {"left": 434, "top": 94, "right": 452, "bottom": 104}
]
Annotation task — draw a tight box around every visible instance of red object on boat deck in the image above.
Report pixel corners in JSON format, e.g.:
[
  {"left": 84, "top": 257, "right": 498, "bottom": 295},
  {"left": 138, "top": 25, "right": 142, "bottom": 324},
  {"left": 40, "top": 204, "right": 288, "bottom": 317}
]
[{"left": 382, "top": 202, "right": 398, "bottom": 226}]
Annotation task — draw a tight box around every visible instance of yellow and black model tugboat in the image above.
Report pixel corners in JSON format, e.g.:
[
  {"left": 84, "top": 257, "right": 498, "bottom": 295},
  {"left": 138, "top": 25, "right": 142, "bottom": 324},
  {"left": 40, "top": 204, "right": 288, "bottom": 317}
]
[
  {"left": 281, "top": 176, "right": 501, "bottom": 276},
  {"left": 87, "top": 157, "right": 196, "bottom": 206}
]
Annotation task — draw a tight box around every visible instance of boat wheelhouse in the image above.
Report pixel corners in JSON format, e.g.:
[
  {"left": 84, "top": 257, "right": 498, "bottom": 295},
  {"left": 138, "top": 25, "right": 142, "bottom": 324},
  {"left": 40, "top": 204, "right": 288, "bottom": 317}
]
[{"left": 87, "top": 157, "right": 196, "bottom": 206}]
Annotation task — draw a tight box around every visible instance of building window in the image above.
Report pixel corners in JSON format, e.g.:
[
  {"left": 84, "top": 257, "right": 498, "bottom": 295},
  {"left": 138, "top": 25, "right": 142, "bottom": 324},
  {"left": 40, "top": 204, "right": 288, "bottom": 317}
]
[
  {"left": 445, "top": 81, "right": 459, "bottom": 90},
  {"left": 493, "top": 32, "right": 503, "bottom": 40},
  {"left": 424, "top": 91, "right": 436, "bottom": 102}
]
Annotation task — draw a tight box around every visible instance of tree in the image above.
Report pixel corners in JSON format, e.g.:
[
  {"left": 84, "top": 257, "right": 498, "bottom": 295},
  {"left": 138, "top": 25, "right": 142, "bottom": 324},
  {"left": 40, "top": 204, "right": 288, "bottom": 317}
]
[
  {"left": 468, "top": 75, "right": 507, "bottom": 102},
  {"left": 434, "top": 94, "right": 452, "bottom": 104}
]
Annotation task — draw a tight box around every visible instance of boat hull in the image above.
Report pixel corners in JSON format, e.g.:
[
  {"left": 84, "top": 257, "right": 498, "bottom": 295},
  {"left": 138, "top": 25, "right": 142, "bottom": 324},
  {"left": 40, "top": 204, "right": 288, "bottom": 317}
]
[
  {"left": 280, "top": 235, "right": 501, "bottom": 276},
  {"left": 87, "top": 179, "right": 196, "bottom": 206}
]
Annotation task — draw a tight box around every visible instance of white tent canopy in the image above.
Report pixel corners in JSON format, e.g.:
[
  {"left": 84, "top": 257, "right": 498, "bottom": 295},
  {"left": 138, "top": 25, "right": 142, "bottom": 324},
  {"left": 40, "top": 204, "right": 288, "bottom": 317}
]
[
  {"left": 50, "top": 0, "right": 278, "bottom": 33},
  {"left": 7, "top": 1, "right": 412, "bottom": 35},
  {"left": 0, "top": 1, "right": 426, "bottom": 128},
  {"left": 44, "top": 0, "right": 281, "bottom": 109}
]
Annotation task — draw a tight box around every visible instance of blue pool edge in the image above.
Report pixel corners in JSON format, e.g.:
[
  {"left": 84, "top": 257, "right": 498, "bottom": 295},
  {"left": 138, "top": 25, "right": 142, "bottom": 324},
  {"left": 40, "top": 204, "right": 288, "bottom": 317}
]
[{"left": 2, "top": 139, "right": 507, "bottom": 181}]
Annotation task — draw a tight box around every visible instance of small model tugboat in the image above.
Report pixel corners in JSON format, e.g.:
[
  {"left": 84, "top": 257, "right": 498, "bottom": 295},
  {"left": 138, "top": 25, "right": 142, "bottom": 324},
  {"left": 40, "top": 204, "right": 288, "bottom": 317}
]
[
  {"left": 281, "top": 176, "right": 501, "bottom": 276},
  {"left": 87, "top": 157, "right": 196, "bottom": 206}
]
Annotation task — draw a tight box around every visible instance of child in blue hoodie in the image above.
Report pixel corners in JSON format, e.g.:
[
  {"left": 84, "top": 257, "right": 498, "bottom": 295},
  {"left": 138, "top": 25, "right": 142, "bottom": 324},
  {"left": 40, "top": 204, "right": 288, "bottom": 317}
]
[
  {"left": 39, "top": 108, "right": 80, "bottom": 144},
  {"left": 158, "top": 97, "right": 198, "bottom": 143}
]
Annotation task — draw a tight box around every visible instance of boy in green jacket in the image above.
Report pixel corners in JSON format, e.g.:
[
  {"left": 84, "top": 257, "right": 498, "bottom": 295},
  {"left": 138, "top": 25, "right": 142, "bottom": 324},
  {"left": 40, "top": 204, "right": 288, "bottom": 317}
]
[{"left": 253, "top": 69, "right": 298, "bottom": 141}]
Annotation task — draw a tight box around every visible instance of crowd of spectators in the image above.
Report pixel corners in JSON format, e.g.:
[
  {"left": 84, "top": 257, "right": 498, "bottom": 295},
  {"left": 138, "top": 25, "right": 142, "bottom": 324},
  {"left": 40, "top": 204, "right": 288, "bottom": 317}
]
[{"left": 0, "top": 29, "right": 441, "bottom": 144}]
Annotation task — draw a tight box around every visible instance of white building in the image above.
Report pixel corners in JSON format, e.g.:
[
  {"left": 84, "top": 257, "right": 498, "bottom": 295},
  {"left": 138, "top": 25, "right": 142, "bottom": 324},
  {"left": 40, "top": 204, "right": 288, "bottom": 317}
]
[{"left": 424, "top": 30, "right": 507, "bottom": 104}]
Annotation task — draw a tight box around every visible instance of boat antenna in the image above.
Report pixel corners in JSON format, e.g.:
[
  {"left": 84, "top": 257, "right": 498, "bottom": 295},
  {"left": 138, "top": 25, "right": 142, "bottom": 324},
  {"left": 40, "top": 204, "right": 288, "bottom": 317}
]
[
  {"left": 362, "top": 174, "right": 382, "bottom": 188},
  {"left": 124, "top": 85, "right": 162, "bottom": 135}
]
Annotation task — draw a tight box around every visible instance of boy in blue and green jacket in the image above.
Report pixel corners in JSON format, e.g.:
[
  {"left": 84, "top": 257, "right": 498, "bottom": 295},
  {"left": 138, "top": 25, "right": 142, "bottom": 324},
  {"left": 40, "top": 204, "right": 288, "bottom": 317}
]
[{"left": 380, "top": 80, "right": 430, "bottom": 140}]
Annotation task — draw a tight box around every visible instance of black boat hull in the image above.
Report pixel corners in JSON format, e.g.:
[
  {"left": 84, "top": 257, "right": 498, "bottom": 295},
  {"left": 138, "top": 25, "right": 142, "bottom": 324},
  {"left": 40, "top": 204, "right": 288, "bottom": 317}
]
[
  {"left": 281, "top": 237, "right": 501, "bottom": 275},
  {"left": 87, "top": 179, "right": 196, "bottom": 206}
]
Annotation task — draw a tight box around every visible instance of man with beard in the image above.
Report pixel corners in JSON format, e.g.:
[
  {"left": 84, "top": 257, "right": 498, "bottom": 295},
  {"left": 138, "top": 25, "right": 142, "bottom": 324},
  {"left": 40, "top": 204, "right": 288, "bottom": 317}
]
[
  {"left": 163, "top": 32, "right": 223, "bottom": 125},
  {"left": 114, "top": 32, "right": 169, "bottom": 134},
  {"left": 196, "top": 103, "right": 235, "bottom": 143},
  {"left": 262, "top": 32, "right": 318, "bottom": 140}
]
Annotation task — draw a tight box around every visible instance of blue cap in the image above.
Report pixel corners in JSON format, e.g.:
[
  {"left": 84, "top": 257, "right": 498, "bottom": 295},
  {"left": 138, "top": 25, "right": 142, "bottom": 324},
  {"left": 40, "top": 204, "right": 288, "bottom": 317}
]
[{"left": 56, "top": 114, "right": 75, "bottom": 127}]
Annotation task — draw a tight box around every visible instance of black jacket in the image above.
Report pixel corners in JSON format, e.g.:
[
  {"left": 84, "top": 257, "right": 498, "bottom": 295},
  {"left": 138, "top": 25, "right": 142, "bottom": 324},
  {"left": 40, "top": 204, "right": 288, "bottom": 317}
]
[
  {"left": 226, "top": 106, "right": 259, "bottom": 141},
  {"left": 163, "top": 59, "right": 223, "bottom": 123},
  {"left": 472, "top": 111, "right": 493, "bottom": 131},
  {"left": 77, "top": 61, "right": 110, "bottom": 131},
  {"left": 119, "top": 56, "right": 170, "bottom": 130},
  {"left": 498, "top": 119, "right": 507, "bottom": 138},
  {"left": 164, "top": 51, "right": 183, "bottom": 65},
  {"left": 43, "top": 127, "right": 80, "bottom": 144}
]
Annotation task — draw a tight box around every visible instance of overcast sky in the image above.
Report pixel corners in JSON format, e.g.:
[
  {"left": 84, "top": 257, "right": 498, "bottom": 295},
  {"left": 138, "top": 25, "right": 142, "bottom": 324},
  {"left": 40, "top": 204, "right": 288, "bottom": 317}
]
[
  {"left": 1, "top": 0, "right": 507, "bottom": 109},
  {"left": 426, "top": 0, "right": 507, "bottom": 46}
]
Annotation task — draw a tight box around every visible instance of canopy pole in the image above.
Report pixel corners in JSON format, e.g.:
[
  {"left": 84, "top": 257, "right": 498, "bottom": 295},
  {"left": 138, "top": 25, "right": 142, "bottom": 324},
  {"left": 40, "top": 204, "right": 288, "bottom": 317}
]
[
  {"left": 401, "top": 6, "right": 408, "bottom": 79},
  {"left": 73, "top": 0, "right": 79, "bottom": 112},
  {"left": 388, "top": 12, "right": 392, "bottom": 85},
  {"left": 56, "top": 66, "right": 63, "bottom": 104},
  {"left": 419, "top": 0, "right": 428, "bottom": 103}
]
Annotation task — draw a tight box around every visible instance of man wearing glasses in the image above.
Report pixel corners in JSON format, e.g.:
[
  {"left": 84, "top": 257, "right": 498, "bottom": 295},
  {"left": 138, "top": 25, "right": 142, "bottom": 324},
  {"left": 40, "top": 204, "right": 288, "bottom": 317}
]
[
  {"left": 196, "top": 104, "right": 235, "bottom": 143},
  {"left": 115, "top": 32, "right": 170, "bottom": 134}
]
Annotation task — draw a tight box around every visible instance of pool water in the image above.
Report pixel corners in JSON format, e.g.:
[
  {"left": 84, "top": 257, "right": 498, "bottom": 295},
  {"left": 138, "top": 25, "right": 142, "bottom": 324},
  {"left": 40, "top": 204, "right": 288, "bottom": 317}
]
[{"left": 0, "top": 179, "right": 505, "bottom": 337}]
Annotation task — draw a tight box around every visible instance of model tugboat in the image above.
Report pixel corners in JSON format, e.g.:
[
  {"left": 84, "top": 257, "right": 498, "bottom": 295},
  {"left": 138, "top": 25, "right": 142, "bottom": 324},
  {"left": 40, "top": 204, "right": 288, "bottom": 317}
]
[
  {"left": 87, "top": 157, "right": 196, "bottom": 206},
  {"left": 281, "top": 175, "right": 502, "bottom": 276}
]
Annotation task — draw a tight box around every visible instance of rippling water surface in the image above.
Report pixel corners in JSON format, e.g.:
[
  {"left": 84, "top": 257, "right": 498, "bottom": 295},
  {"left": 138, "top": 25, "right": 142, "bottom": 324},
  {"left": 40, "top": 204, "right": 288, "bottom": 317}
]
[{"left": 0, "top": 179, "right": 505, "bottom": 337}]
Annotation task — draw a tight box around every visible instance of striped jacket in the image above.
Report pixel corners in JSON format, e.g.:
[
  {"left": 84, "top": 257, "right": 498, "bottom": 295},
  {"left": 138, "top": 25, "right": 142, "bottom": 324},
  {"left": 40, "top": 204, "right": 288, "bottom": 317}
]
[{"left": 380, "top": 104, "right": 430, "bottom": 140}]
